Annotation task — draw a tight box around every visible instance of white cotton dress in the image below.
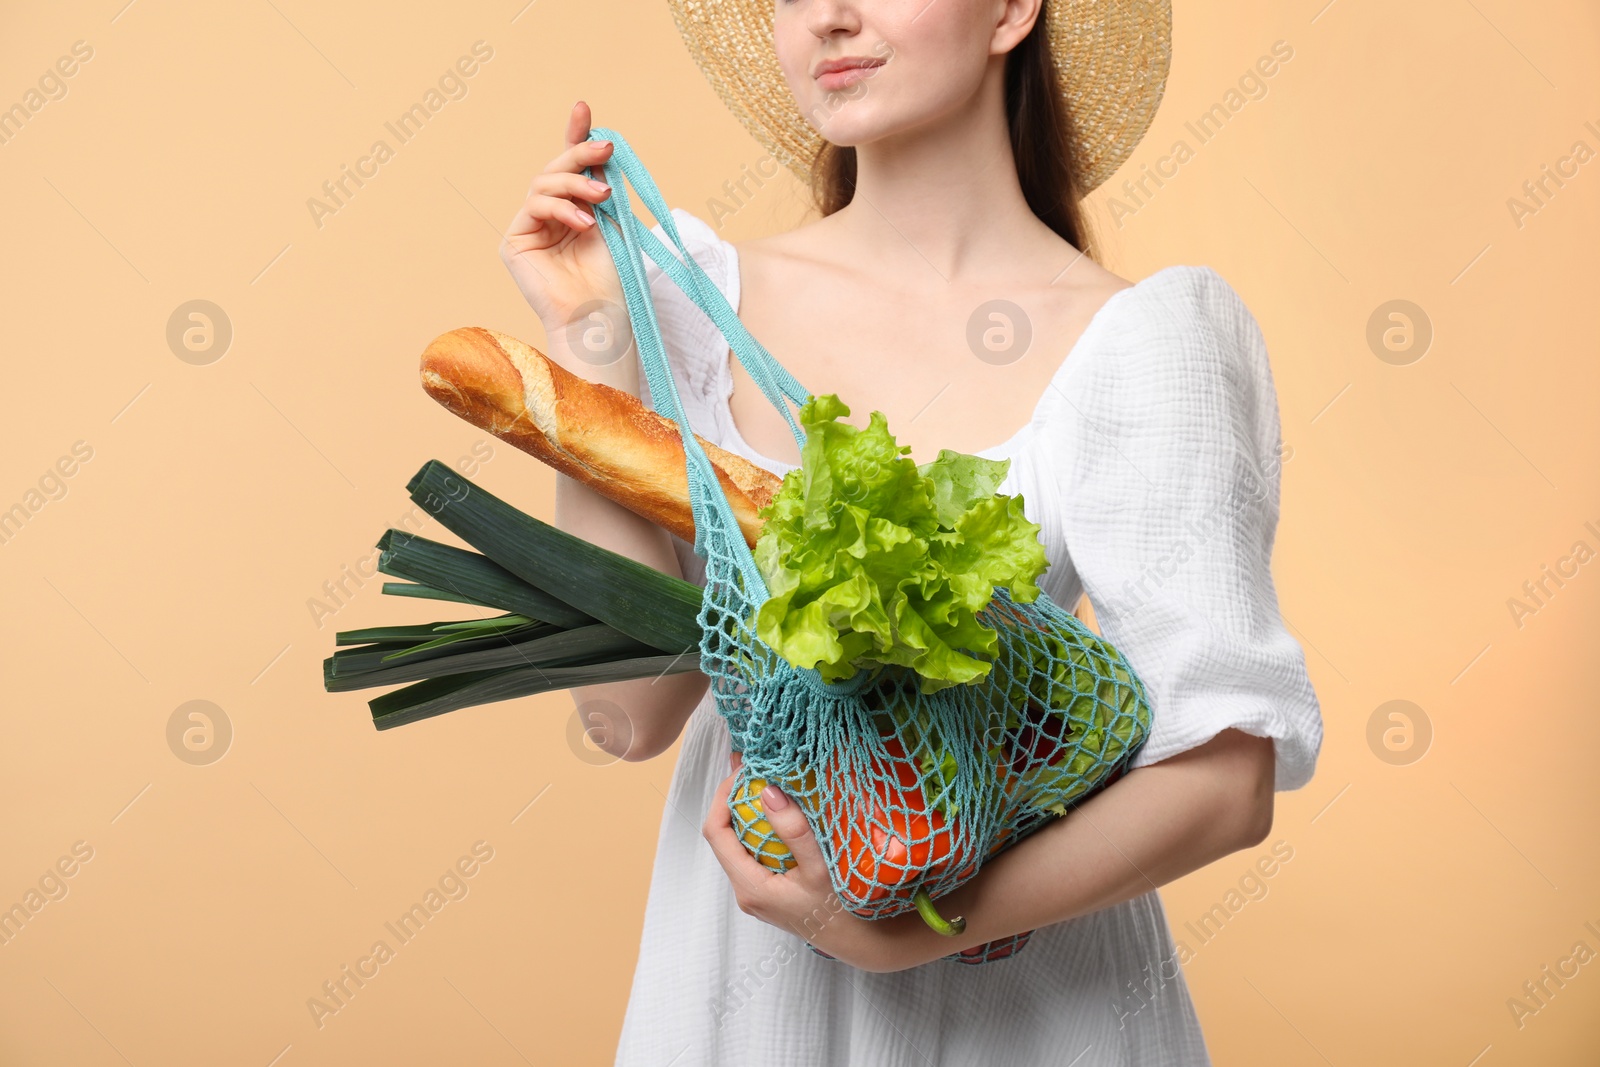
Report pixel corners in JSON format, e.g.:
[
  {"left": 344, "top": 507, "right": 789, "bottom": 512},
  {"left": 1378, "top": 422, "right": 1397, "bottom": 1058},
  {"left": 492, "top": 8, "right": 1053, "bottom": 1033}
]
[{"left": 612, "top": 208, "right": 1324, "bottom": 1067}]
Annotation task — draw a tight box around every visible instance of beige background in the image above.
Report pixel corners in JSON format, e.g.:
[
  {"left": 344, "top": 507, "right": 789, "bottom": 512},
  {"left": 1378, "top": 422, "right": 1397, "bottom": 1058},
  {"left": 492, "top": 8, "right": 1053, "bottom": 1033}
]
[{"left": 3, "top": 0, "right": 1598, "bottom": 1063}]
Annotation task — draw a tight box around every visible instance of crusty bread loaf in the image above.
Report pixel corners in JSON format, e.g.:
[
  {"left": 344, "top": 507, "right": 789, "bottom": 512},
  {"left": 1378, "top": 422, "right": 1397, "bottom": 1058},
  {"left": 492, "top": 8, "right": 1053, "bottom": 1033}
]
[{"left": 419, "top": 326, "right": 782, "bottom": 549}]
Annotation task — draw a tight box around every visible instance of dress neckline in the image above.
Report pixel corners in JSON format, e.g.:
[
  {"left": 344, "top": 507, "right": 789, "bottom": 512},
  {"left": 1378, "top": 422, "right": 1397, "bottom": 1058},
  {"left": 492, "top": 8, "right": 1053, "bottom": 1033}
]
[{"left": 715, "top": 238, "right": 1179, "bottom": 474}]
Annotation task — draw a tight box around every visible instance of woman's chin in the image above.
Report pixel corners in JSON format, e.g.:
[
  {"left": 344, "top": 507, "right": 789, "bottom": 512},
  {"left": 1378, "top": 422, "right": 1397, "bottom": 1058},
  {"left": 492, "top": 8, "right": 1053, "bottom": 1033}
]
[{"left": 804, "top": 109, "right": 909, "bottom": 149}]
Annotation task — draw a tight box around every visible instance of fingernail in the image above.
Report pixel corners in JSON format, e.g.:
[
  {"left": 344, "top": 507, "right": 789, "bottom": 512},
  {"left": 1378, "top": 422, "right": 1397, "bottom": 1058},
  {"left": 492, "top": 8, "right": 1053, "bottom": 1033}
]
[
  {"left": 595, "top": 139, "right": 613, "bottom": 149},
  {"left": 760, "top": 784, "right": 788, "bottom": 810},
  {"left": 588, "top": 178, "right": 610, "bottom": 192},
  {"left": 575, "top": 208, "right": 594, "bottom": 224}
]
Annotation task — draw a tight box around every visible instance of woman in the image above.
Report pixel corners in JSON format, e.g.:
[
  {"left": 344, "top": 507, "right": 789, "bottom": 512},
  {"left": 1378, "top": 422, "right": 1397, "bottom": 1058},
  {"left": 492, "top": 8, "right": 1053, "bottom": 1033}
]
[{"left": 501, "top": 1, "right": 1322, "bottom": 1062}]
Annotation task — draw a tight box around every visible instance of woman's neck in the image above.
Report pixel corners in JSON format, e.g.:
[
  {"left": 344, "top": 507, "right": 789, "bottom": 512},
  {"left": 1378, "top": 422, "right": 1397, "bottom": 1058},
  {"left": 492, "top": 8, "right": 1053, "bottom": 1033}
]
[{"left": 824, "top": 70, "right": 1058, "bottom": 285}]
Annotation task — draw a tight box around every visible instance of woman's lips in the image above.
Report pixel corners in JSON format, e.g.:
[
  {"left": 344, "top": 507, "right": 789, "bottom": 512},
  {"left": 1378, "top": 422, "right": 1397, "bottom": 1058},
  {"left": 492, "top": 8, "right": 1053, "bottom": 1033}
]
[{"left": 816, "top": 62, "right": 883, "bottom": 91}]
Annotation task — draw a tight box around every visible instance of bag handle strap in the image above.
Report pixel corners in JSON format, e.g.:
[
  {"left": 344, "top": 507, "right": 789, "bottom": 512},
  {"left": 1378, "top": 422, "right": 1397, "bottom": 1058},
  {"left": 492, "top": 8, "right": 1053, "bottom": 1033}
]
[
  {"left": 579, "top": 127, "right": 805, "bottom": 595},
  {"left": 584, "top": 127, "right": 812, "bottom": 427}
]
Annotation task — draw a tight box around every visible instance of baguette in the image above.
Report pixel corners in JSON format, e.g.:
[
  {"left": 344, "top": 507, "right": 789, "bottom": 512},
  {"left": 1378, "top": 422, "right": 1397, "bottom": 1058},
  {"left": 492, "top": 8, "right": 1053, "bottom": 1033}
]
[{"left": 419, "top": 326, "right": 783, "bottom": 549}]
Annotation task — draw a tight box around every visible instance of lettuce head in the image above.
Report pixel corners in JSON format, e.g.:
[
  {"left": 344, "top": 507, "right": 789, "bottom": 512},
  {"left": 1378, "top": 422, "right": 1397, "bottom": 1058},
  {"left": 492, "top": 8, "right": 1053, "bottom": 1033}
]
[{"left": 750, "top": 394, "right": 1048, "bottom": 692}]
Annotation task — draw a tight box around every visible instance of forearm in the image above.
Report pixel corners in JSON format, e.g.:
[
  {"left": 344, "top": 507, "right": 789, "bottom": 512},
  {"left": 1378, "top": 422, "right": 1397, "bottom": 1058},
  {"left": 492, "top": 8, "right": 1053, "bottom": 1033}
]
[
  {"left": 554, "top": 473, "right": 709, "bottom": 760},
  {"left": 892, "top": 728, "right": 1276, "bottom": 965}
]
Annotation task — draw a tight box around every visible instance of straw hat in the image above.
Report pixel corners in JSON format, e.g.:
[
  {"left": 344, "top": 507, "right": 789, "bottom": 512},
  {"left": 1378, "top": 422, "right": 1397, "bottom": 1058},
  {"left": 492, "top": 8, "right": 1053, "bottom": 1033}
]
[{"left": 665, "top": 0, "right": 1172, "bottom": 197}]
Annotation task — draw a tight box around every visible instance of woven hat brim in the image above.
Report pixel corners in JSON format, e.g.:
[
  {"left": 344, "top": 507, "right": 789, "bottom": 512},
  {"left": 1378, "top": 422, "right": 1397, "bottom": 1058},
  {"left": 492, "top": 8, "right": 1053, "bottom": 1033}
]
[{"left": 666, "top": 0, "right": 1172, "bottom": 197}]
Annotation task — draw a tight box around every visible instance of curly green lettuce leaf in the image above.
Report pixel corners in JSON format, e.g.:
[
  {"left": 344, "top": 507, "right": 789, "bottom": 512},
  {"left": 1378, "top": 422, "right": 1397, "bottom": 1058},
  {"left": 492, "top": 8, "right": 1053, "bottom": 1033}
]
[
  {"left": 750, "top": 394, "right": 1049, "bottom": 692},
  {"left": 919, "top": 448, "right": 1012, "bottom": 527}
]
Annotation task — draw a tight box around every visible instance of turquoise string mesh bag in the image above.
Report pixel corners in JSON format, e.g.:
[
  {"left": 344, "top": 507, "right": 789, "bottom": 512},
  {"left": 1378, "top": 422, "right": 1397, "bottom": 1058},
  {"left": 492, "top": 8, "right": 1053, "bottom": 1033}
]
[{"left": 584, "top": 128, "right": 1152, "bottom": 965}]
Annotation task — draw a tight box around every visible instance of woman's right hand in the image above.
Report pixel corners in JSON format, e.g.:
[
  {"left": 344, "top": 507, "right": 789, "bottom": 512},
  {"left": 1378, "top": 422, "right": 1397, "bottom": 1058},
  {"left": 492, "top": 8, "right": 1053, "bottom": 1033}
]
[{"left": 500, "top": 101, "right": 635, "bottom": 384}]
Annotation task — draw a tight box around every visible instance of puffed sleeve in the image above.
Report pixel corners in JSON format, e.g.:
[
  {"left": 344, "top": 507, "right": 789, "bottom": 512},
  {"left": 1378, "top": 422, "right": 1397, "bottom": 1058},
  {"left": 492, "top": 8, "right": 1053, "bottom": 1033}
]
[
  {"left": 636, "top": 206, "right": 732, "bottom": 590},
  {"left": 1051, "top": 266, "right": 1323, "bottom": 791}
]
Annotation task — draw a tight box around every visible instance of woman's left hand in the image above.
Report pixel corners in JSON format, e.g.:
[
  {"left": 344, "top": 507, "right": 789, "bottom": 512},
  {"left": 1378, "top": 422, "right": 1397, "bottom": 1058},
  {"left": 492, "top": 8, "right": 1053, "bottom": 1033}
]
[
  {"left": 700, "top": 728, "right": 1277, "bottom": 977},
  {"left": 700, "top": 762, "right": 947, "bottom": 973}
]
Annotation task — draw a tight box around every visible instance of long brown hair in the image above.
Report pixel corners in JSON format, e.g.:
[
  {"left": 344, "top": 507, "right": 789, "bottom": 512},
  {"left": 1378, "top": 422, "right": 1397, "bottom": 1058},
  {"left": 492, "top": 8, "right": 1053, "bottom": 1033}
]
[{"left": 806, "top": 1, "right": 1097, "bottom": 261}]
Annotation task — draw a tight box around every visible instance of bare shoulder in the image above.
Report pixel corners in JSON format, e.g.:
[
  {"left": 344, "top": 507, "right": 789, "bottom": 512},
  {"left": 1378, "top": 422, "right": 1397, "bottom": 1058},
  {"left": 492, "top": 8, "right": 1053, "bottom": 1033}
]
[
  {"left": 1051, "top": 244, "right": 1136, "bottom": 302},
  {"left": 728, "top": 212, "right": 846, "bottom": 275}
]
